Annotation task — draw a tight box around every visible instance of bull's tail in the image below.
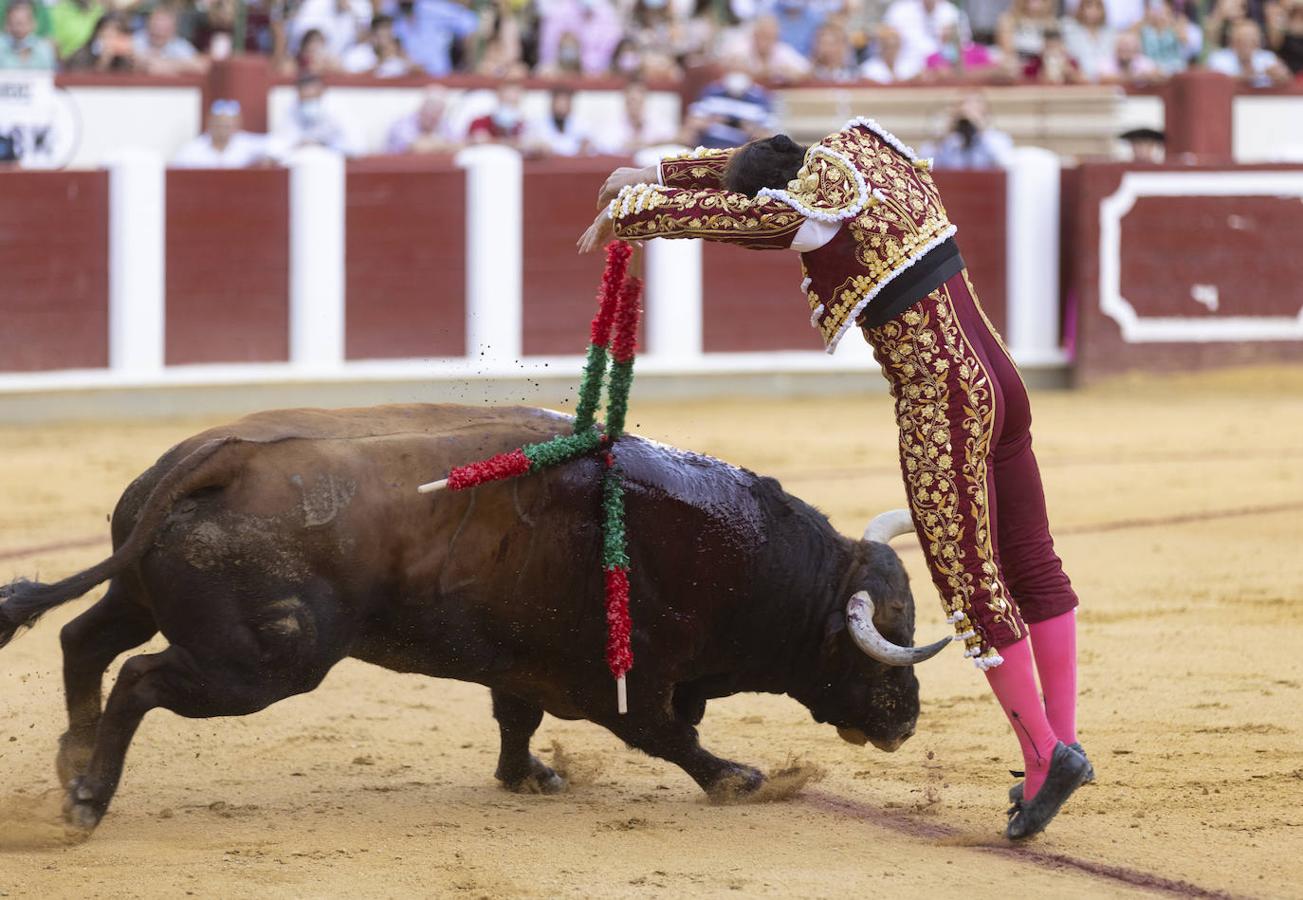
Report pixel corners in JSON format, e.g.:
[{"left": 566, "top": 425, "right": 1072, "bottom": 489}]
[{"left": 0, "top": 436, "right": 240, "bottom": 649}]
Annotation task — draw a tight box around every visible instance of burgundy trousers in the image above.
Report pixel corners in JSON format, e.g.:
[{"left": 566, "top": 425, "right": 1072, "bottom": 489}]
[{"left": 862, "top": 270, "right": 1078, "bottom": 666}]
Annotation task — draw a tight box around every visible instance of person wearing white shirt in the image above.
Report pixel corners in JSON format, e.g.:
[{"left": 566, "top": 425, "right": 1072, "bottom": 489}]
[
  {"left": 860, "top": 24, "right": 924, "bottom": 82},
  {"left": 882, "top": 0, "right": 967, "bottom": 71},
  {"left": 173, "top": 100, "right": 270, "bottom": 169},
  {"left": 290, "top": 0, "right": 371, "bottom": 58},
  {"left": 341, "top": 14, "right": 416, "bottom": 75},
  {"left": 1206, "top": 18, "right": 1290, "bottom": 86},
  {"left": 593, "top": 81, "right": 678, "bottom": 155},
  {"left": 385, "top": 87, "right": 459, "bottom": 154}
]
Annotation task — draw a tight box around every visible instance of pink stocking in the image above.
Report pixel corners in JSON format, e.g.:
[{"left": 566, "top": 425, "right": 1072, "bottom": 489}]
[
  {"left": 984, "top": 638, "right": 1059, "bottom": 800},
  {"left": 1029, "top": 610, "right": 1078, "bottom": 745}
]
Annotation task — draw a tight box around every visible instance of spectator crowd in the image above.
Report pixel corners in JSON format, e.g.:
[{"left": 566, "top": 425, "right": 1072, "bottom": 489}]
[
  {"left": 3, "top": 0, "right": 1302, "bottom": 168},
  {"left": 1, "top": 0, "right": 1300, "bottom": 85}
]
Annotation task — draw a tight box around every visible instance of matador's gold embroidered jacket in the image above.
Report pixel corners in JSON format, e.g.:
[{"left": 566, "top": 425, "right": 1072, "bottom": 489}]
[{"left": 607, "top": 118, "right": 957, "bottom": 352}]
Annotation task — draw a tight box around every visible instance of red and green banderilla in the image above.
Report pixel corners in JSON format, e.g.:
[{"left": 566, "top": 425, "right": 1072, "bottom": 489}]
[{"left": 417, "top": 241, "right": 641, "bottom": 713}]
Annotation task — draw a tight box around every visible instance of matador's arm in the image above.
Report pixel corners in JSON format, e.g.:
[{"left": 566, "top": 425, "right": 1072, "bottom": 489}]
[
  {"left": 656, "top": 147, "right": 737, "bottom": 191},
  {"left": 606, "top": 183, "right": 805, "bottom": 251}
]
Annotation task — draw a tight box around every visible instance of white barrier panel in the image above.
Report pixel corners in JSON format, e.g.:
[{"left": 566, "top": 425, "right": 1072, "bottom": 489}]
[
  {"left": 645, "top": 238, "right": 703, "bottom": 359},
  {"left": 457, "top": 144, "right": 523, "bottom": 365},
  {"left": 1005, "top": 146, "right": 1062, "bottom": 365},
  {"left": 289, "top": 147, "right": 347, "bottom": 369},
  {"left": 108, "top": 149, "right": 166, "bottom": 375}
]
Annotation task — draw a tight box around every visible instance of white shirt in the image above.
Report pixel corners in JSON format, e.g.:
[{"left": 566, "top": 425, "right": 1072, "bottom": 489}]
[
  {"left": 860, "top": 54, "right": 924, "bottom": 83},
  {"left": 883, "top": 0, "right": 964, "bottom": 70},
  {"left": 172, "top": 132, "right": 269, "bottom": 168},
  {"left": 1206, "top": 48, "right": 1282, "bottom": 86},
  {"left": 290, "top": 0, "right": 371, "bottom": 55},
  {"left": 1061, "top": 0, "right": 1145, "bottom": 30}
]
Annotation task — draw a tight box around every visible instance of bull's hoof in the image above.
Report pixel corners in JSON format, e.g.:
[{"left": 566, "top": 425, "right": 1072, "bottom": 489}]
[
  {"left": 63, "top": 777, "right": 105, "bottom": 833},
  {"left": 497, "top": 757, "right": 568, "bottom": 795},
  {"left": 706, "top": 765, "right": 766, "bottom": 803}
]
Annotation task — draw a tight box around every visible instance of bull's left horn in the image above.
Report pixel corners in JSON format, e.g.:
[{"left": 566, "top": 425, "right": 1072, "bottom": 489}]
[
  {"left": 846, "top": 591, "right": 951, "bottom": 667},
  {"left": 863, "top": 509, "right": 914, "bottom": 545}
]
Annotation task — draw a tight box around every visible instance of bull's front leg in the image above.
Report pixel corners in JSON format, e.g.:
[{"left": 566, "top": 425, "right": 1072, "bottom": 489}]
[
  {"left": 600, "top": 701, "right": 764, "bottom": 801},
  {"left": 491, "top": 689, "right": 566, "bottom": 794}
]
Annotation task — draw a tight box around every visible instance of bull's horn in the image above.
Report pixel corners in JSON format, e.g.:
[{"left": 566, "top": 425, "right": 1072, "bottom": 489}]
[
  {"left": 863, "top": 509, "right": 914, "bottom": 544},
  {"left": 846, "top": 591, "right": 951, "bottom": 667}
]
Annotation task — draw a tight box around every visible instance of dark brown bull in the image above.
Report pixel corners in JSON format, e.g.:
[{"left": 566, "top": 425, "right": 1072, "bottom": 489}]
[{"left": 0, "top": 405, "right": 948, "bottom": 832}]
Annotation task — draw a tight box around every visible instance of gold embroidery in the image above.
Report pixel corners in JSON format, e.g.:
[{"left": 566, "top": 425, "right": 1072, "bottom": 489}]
[
  {"left": 777, "top": 150, "right": 863, "bottom": 218},
  {"left": 612, "top": 184, "right": 805, "bottom": 244},
  {"left": 865, "top": 287, "right": 1023, "bottom": 655},
  {"left": 802, "top": 123, "right": 955, "bottom": 347}
]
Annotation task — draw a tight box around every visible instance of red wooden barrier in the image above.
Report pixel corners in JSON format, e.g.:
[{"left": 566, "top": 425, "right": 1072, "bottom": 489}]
[
  {"left": 165, "top": 168, "right": 290, "bottom": 365},
  {"left": 702, "top": 169, "right": 1008, "bottom": 353},
  {"left": 0, "top": 172, "right": 109, "bottom": 372},
  {"left": 521, "top": 157, "right": 638, "bottom": 357},
  {"left": 1067, "top": 163, "right": 1303, "bottom": 380},
  {"left": 345, "top": 161, "right": 467, "bottom": 360}
]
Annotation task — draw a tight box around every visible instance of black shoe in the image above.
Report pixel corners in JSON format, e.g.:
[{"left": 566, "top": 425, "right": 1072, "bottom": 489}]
[
  {"left": 1008, "top": 741, "right": 1093, "bottom": 803},
  {"left": 1005, "top": 741, "right": 1091, "bottom": 841}
]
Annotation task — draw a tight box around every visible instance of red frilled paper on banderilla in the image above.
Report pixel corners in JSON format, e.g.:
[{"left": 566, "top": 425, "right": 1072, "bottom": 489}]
[{"left": 416, "top": 241, "right": 642, "bottom": 713}]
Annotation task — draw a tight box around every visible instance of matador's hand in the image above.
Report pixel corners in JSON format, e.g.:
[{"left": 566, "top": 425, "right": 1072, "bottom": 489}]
[
  {"left": 577, "top": 209, "right": 615, "bottom": 254},
  {"left": 597, "top": 164, "right": 657, "bottom": 210}
]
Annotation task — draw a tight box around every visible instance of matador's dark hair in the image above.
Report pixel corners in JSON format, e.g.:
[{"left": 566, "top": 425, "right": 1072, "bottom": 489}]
[{"left": 724, "top": 135, "right": 808, "bottom": 197}]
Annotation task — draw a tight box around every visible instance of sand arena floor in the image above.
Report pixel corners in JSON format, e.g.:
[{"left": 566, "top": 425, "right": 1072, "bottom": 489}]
[{"left": 0, "top": 366, "right": 1300, "bottom": 899}]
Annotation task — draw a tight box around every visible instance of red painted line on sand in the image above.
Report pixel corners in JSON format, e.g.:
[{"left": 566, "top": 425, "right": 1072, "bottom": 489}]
[{"left": 804, "top": 790, "right": 1245, "bottom": 900}]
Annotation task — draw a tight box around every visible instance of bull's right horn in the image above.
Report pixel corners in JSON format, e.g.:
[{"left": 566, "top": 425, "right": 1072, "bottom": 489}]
[
  {"left": 863, "top": 509, "right": 914, "bottom": 544},
  {"left": 846, "top": 591, "right": 951, "bottom": 667}
]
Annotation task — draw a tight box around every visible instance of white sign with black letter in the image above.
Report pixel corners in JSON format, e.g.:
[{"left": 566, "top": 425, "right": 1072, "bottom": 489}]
[{"left": 0, "top": 70, "right": 79, "bottom": 168}]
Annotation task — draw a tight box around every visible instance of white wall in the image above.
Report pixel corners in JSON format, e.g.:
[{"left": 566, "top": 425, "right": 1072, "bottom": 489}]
[
  {"left": 64, "top": 86, "right": 202, "bottom": 169},
  {"left": 1233, "top": 95, "right": 1303, "bottom": 163},
  {"left": 265, "top": 85, "right": 681, "bottom": 156}
]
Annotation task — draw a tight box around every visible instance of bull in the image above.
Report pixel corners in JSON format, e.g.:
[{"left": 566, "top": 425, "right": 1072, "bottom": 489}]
[{"left": 0, "top": 405, "right": 949, "bottom": 833}]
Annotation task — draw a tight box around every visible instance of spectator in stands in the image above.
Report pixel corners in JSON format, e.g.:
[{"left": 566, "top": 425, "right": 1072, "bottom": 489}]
[
  {"left": 721, "top": 12, "right": 811, "bottom": 82},
  {"left": 625, "top": 0, "right": 687, "bottom": 80},
  {"left": 466, "top": 75, "right": 527, "bottom": 146},
  {"left": 274, "top": 72, "right": 354, "bottom": 155},
  {"left": 294, "top": 27, "right": 342, "bottom": 74},
  {"left": 680, "top": 54, "right": 774, "bottom": 147},
  {"left": 1111, "top": 28, "right": 1161, "bottom": 81},
  {"left": 49, "top": 0, "right": 104, "bottom": 60},
  {"left": 1063, "top": 0, "right": 1146, "bottom": 31},
  {"left": 860, "top": 23, "right": 922, "bottom": 82},
  {"left": 1202, "top": 0, "right": 1277, "bottom": 53},
  {"left": 390, "top": 0, "right": 480, "bottom": 77},
  {"left": 526, "top": 86, "right": 592, "bottom": 156},
  {"left": 385, "top": 86, "right": 458, "bottom": 153},
  {"left": 1119, "top": 126, "right": 1165, "bottom": 162},
  {"left": 920, "top": 19, "right": 999, "bottom": 75},
  {"left": 923, "top": 93, "right": 1014, "bottom": 169},
  {"left": 0, "top": 0, "right": 57, "bottom": 69},
  {"left": 1061, "top": 0, "right": 1116, "bottom": 81},
  {"left": 537, "top": 0, "right": 622, "bottom": 77},
  {"left": 997, "top": 0, "right": 1057, "bottom": 63},
  {"left": 1207, "top": 17, "right": 1291, "bottom": 84},
  {"left": 1270, "top": 0, "right": 1303, "bottom": 74},
  {"left": 63, "top": 11, "right": 135, "bottom": 69},
  {"left": 191, "top": 0, "right": 265, "bottom": 59},
  {"left": 766, "top": 0, "right": 826, "bottom": 57},
  {"left": 173, "top": 99, "right": 270, "bottom": 168},
  {"left": 882, "top": 0, "right": 966, "bottom": 73},
  {"left": 290, "top": 0, "right": 369, "bottom": 60},
  {"left": 0, "top": 0, "right": 51, "bottom": 46},
  {"left": 341, "top": 14, "right": 415, "bottom": 74},
  {"left": 471, "top": 0, "right": 524, "bottom": 77},
  {"left": 134, "top": 6, "right": 207, "bottom": 74},
  {"left": 810, "top": 20, "right": 856, "bottom": 80},
  {"left": 593, "top": 79, "right": 677, "bottom": 153},
  {"left": 1024, "top": 28, "right": 1084, "bottom": 81},
  {"left": 538, "top": 28, "right": 585, "bottom": 76},
  {"left": 1138, "top": 0, "right": 1197, "bottom": 75}
]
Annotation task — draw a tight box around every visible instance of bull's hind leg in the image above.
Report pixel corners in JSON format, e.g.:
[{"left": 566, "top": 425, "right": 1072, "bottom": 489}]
[
  {"left": 491, "top": 690, "right": 566, "bottom": 794},
  {"left": 65, "top": 621, "right": 343, "bottom": 832},
  {"left": 58, "top": 584, "right": 158, "bottom": 786}
]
